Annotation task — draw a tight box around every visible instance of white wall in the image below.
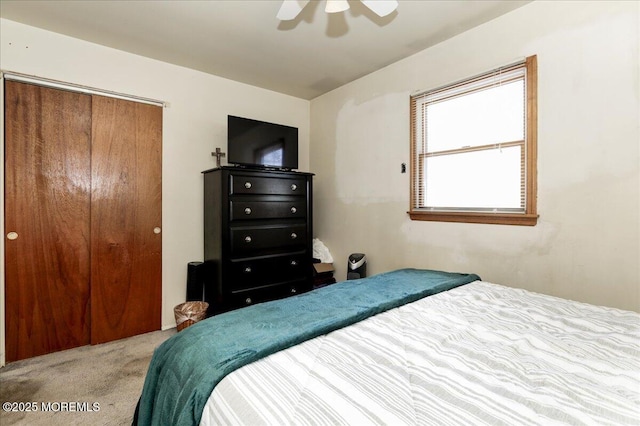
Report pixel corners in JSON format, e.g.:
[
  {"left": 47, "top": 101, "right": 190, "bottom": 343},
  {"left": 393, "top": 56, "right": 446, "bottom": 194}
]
[
  {"left": 0, "top": 19, "right": 310, "bottom": 365},
  {"left": 310, "top": 1, "right": 640, "bottom": 312}
]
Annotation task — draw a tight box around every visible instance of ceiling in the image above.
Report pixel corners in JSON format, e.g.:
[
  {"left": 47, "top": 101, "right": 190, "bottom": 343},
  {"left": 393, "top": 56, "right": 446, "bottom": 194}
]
[{"left": 0, "top": 0, "right": 531, "bottom": 100}]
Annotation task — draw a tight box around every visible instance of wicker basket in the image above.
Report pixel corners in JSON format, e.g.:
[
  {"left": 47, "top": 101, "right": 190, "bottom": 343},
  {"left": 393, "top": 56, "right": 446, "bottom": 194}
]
[{"left": 174, "top": 301, "right": 209, "bottom": 332}]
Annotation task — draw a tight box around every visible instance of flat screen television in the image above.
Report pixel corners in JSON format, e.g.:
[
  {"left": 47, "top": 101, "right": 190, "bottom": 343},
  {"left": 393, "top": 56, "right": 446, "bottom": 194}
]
[{"left": 227, "top": 115, "right": 298, "bottom": 170}]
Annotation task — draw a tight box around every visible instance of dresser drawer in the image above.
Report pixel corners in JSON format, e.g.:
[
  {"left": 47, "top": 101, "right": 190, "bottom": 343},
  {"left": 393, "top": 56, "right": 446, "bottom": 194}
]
[
  {"left": 228, "top": 253, "right": 309, "bottom": 291},
  {"left": 230, "top": 224, "right": 307, "bottom": 256},
  {"left": 230, "top": 174, "right": 306, "bottom": 196},
  {"left": 230, "top": 200, "right": 307, "bottom": 221},
  {"left": 228, "top": 279, "right": 312, "bottom": 308}
]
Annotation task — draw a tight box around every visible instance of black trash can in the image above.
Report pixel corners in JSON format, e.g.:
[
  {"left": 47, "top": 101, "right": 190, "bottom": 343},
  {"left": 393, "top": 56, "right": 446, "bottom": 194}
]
[{"left": 347, "top": 253, "right": 367, "bottom": 280}]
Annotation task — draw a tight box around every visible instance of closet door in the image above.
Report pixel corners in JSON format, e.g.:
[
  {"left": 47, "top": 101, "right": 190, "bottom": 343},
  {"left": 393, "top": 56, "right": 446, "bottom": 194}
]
[
  {"left": 4, "top": 81, "right": 92, "bottom": 362},
  {"left": 90, "top": 96, "right": 162, "bottom": 344}
]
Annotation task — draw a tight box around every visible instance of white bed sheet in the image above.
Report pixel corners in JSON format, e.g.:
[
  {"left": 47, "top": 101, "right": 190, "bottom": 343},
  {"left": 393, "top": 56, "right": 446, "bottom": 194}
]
[{"left": 201, "top": 281, "right": 640, "bottom": 425}]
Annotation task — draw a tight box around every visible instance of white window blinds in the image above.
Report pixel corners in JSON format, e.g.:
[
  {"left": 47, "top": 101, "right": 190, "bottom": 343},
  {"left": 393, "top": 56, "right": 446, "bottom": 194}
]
[{"left": 411, "top": 61, "right": 528, "bottom": 213}]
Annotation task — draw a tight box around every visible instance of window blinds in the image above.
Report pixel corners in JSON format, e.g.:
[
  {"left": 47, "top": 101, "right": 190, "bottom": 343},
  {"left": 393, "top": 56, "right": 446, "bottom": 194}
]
[{"left": 410, "top": 60, "right": 527, "bottom": 213}]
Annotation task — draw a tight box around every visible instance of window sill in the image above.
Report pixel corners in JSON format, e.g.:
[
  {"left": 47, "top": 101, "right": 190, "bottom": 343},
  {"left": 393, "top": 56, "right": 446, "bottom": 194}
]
[{"left": 408, "top": 211, "right": 539, "bottom": 226}]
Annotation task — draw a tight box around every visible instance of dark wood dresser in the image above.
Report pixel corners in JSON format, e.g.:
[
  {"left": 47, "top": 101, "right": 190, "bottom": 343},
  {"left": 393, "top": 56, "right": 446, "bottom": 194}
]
[{"left": 203, "top": 166, "right": 314, "bottom": 313}]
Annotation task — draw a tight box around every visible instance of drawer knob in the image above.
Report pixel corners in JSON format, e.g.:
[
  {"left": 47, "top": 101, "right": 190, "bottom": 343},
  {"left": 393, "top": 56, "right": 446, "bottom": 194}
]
[
  {"left": 244, "top": 181, "right": 252, "bottom": 189},
  {"left": 290, "top": 288, "right": 297, "bottom": 294},
  {"left": 290, "top": 183, "right": 297, "bottom": 191},
  {"left": 290, "top": 232, "right": 297, "bottom": 239},
  {"left": 245, "top": 297, "right": 252, "bottom": 305},
  {"left": 244, "top": 207, "right": 252, "bottom": 215},
  {"left": 290, "top": 206, "right": 297, "bottom": 214},
  {"left": 290, "top": 260, "right": 298, "bottom": 266},
  {"left": 244, "top": 266, "right": 252, "bottom": 273},
  {"left": 244, "top": 236, "right": 252, "bottom": 243}
]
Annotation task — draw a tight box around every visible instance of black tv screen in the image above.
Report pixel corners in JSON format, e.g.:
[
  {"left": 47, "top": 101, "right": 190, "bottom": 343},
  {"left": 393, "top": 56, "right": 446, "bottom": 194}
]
[{"left": 228, "top": 115, "right": 298, "bottom": 170}]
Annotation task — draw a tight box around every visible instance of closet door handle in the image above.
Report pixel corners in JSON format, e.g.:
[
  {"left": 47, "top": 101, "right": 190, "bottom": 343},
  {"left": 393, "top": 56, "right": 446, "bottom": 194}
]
[
  {"left": 6, "top": 232, "right": 18, "bottom": 240},
  {"left": 153, "top": 227, "right": 161, "bottom": 234}
]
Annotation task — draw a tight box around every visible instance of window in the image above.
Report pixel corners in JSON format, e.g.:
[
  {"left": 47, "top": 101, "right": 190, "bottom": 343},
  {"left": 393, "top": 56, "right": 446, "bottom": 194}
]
[{"left": 409, "top": 55, "right": 538, "bottom": 226}]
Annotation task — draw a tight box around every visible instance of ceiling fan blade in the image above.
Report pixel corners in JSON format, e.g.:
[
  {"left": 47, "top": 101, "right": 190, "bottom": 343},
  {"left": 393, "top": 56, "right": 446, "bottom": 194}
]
[
  {"left": 277, "top": 0, "right": 311, "bottom": 20},
  {"left": 360, "top": 0, "right": 398, "bottom": 17}
]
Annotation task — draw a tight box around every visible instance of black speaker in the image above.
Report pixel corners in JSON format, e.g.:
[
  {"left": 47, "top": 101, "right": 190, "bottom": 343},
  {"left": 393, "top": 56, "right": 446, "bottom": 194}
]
[{"left": 186, "top": 261, "right": 205, "bottom": 301}]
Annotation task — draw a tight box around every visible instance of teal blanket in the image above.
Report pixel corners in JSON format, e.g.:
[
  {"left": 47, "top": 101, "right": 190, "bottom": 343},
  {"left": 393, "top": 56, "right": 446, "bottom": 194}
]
[{"left": 135, "top": 268, "right": 480, "bottom": 425}]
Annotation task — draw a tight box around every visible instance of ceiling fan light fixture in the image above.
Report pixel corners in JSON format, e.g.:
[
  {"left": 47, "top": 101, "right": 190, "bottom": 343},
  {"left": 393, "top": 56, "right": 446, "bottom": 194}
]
[
  {"left": 277, "top": 0, "right": 398, "bottom": 21},
  {"left": 325, "top": 0, "right": 350, "bottom": 14}
]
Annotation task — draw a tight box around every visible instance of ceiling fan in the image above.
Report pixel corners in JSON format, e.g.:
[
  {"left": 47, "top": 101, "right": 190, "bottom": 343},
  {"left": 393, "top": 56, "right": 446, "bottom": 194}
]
[{"left": 277, "top": 0, "right": 399, "bottom": 21}]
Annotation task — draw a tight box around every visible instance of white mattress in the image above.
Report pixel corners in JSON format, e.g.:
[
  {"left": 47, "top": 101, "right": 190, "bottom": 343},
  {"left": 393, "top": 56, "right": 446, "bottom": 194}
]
[{"left": 200, "top": 281, "right": 640, "bottom": 425}]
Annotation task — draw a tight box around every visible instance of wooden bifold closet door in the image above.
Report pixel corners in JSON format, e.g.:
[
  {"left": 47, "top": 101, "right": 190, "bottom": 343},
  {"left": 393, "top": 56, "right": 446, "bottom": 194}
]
[{"left": 4, "top": 81, "right": 162, "bottom": 362}]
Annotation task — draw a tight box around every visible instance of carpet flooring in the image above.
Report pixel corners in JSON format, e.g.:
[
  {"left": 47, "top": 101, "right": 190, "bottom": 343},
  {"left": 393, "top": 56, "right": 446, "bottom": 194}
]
[{"left": 0, "top": 328, "right": 176, "bottom": 425}]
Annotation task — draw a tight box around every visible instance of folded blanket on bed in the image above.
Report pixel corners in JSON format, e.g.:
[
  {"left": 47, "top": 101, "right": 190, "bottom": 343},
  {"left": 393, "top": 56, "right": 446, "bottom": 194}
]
[{"left": 134, "top": 268, "right": 480, "bottom": 426}]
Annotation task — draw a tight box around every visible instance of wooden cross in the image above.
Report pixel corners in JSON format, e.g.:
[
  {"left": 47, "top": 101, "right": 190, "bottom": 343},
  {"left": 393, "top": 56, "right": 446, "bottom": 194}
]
[{"left": 211, "top": 147, "right": 226, "bottom": 168}]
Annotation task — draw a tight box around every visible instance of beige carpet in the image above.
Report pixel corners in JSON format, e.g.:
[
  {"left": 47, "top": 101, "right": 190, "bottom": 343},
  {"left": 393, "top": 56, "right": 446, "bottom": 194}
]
[{"left": 0, "top": 328, "right": 176, "bottom": 426}]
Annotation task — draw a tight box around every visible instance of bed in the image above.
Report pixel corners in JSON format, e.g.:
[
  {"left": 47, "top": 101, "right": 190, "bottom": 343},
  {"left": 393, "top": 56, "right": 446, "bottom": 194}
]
[{"left": 135, "top": 269, "right": 640, "bottom": 425}]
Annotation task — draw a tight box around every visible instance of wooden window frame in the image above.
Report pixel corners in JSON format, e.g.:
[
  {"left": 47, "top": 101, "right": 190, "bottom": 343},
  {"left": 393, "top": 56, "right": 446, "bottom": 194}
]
[{"left": 409, "top": 55, "right": 538, "bottom": 226}]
